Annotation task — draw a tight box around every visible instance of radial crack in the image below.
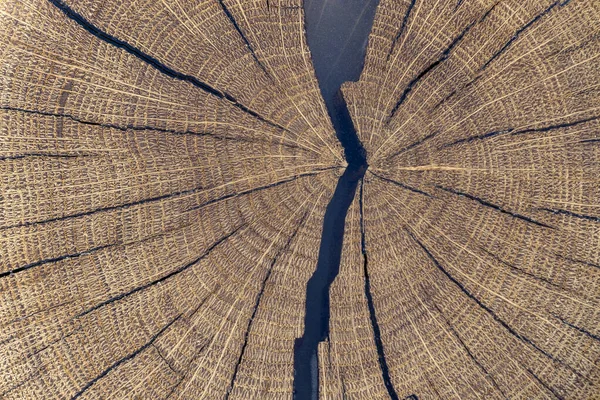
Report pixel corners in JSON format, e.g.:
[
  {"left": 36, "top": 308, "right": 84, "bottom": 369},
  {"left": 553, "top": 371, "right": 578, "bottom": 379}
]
[
  {"left": 406, "top": 229, "right": 585, "bottom": 380},
  {"left": 47, "top": 0, "right": 288, "bottom": 132},
  {"left": 225, "top": 210, "right": 308, "bottom": 398},
  {"left": 0, "top": 244, "right": 113, "bottom": 279},
  {"left": 360, "top": 179, "right": 399, "bottom": 400},
  {"left": 436, "top": 185, "right": 554, "bottom": 229},
  {"left": 480, "top": 0, "right": 571, "bottom": 71},
  {"left": 71, "top": 314, "right": 182, "bottom": 399},
  {"left": 386, "top": 21, "right": 475, "bottom": 123},
  {"left": 76, "top": 226, "right": 245, "bottom": 317}
]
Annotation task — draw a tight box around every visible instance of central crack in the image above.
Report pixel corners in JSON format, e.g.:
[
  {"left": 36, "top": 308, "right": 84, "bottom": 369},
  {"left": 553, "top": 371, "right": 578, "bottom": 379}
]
[{"left": 293, "top": 1, "right": 380, "bottom": 398}]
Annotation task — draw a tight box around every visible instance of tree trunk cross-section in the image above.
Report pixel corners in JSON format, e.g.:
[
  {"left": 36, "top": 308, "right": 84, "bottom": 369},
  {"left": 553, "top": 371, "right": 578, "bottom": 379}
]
[{"left": 0, "top": 0, "right": 599, "bottom": 399}]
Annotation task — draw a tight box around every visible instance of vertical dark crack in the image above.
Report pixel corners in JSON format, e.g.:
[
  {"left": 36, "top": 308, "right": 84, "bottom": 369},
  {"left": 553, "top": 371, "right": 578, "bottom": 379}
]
[
  {"left": 226, "top": 211, "right": 308, "bottom": 398},
  {"left": 360, "top": 179, "right": 400, "bottom": 400},
  {"left": 294, "top": 1, "right": 376, "bottom": 398}
]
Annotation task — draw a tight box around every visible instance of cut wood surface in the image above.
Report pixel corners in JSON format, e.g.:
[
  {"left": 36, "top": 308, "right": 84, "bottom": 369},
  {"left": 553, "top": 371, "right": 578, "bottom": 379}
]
[{"left": 1, "top": 0, "right": 599, "bottom": 398}]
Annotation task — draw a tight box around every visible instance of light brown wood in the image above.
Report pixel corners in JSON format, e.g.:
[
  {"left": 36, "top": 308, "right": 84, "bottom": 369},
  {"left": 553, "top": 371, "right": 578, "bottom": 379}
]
[{"left": 1, "top": 0, "right": 599, "bottom": 398}]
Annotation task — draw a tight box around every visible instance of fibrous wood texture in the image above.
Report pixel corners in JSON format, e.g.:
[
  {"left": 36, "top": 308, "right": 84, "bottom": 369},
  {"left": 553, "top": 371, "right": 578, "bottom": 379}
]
[
  {"left": 0, "top": 0, "right": 342, "bottom": 398},
  {"left": 1, "top": 0, "right": 600, "bottom": 399},
  {"left": 332, "top": 0, "right": 600, "bottom": 398}
]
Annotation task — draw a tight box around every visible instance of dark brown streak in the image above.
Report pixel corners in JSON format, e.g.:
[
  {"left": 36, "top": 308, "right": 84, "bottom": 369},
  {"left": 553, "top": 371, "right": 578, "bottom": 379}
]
[
  {"left": 386, "top": 132, "right": 437, "bottom": 160},
  {"left": 386, "top": 21, "right": 476, "bottom": 123},
  {"left": 370, "top": 171, "right": 433, "bottom": 198},
  {"left": 406, "top": 229, "right": 586, "bottom": 380},
  {"left": 480, "top": 0, "right": 572, "bottom": 71},
  {"left": 0, "top": 105, "right": 301, "bottom": 149},
  {"left": 47, "top": 0, "right": 289, "bottom": 133},
  {"left": 386, "top": 0, "right": 416, "bottom": 61},
  {"left": 430, "top": 302, "right": 508, "bottom": 399},
  {"left": 71, "top": 314, "right": 182, "bottom": 399},
  {"left": 76, "top": 225, "right": 245, "bottom": 317},
  {"left": 525, "top": 368, "right": 565, "bottom": 400},
  {"left": 0, "top": 244, "right": 113, "bottom": 279},
  {"left": 225, "top": 210, "right": 308, "bottom": 398},
  {"left": 442, "top": 115, "right": 599, "bottom": 148},
  {"left": 216, "top": 0, "right": 270, "bottom": 76},
  {"left": 554, "top": 315, "right": 600, "bottom": 343},
  {"left": 540, "top": 207, "right": 600, "bottom": 223},
  {"left": 436, "top": 185, "right": 554, "bottom": 229},
  {"left": 480, "top": 247, "right": 563, "bottom": 289},
  {"left": 0, "top": 153, "right": 91, "bottom": 161}
]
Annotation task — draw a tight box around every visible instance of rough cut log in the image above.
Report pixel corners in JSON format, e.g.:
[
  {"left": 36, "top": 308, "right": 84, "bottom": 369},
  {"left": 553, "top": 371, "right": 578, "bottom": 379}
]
[{"left": 1, "top": 0, "right": 599, "bottom": 398}]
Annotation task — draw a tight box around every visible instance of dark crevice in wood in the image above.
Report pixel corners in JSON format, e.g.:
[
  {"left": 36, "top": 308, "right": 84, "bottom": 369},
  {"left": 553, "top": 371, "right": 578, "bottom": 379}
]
[
  {"left": 0, "top": 328, "right": 82, "bottom": 398},
  {"left": 186, "top": 168, "right": 336, "bottom": 213},
  {"left": 435, "top": 185, "right": 554, "bottom": 229},
  {"left": 526, "top": 368, "right": 564, "bottom": 400},
  {"left": 152, "top": 344, "right": 180, "bottom": 376},
  {"left": 432, "top": 90, "right": 455, "bottom": 111},
  {"left": 540, "top": 207, "right": 600, "bottom": 223},
  {"left": 370, "top": 171, "right": 433, "bottom": 198},
  {"left": 386, "top": 21, "right": 475, "bottom": 123},
  {"left": 386, "top": 0, "right": 416, "bottom": 61},
  {"left": 0, "top": 244, "right": 113, "bottom": 279},
  {"left": 76, "top": 226, "right": 245, "bottom": 317},
  {"left": 555, "top": 254, "right": 600, "bottom": 270},
  {"left": 71, "top": 314, "right": 182, "bottom": 399},
  {"left": 1, "top": 169, "right": 330, "bottom": 231},
  {"left": 225, "top": 210, "right": 308, "bottom": 398},
  {"left": 480, "top": 247, "right": 563, "bottom": 289},
  {"left": 554, "top": 315, "right": 600, "bottom": 343},
  {"left": 0, "top": 105, "right": 300, "bottom": 149},
  {"left": 430, "top": 302, "right": 508, "bottom": 399},
  {"left": 216, "top": 0, "right": 270, "bottom": 76},
  {"left": 0, "top": 153, "right": 90, "bottom": 161},
  {"left": 0, "top": 184, "right": 207, "bottom": 230},
  {"left": 405, "top": 395, "right": 419, "bottom": 400},
  {"left": 480, "top": 0, "right": 572, "bottom": 71},
  {"left": 440, "top": 128, "right": 514, "bottom": 148},
  {"left": 406, "top": 229, "right": 586, "bottom": 381},
  {"left": 46, "top": 0, "right": 289, "bottom": 133},
  {"left": 360, "top": 179, "right": 400, "bottom": 400},
  {"left": 387, "top": 132, "right": 438, "bottom": 160},
  {"left": 443, "top": 115, "right": 599, "bottom": 148}
]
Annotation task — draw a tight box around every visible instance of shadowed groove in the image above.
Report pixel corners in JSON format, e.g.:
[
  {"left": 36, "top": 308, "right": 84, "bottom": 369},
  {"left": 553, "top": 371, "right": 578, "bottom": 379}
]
[
  {"left": 1, "top": 168, "right": 333, "bottom": 230},
  {"left": 480, "top": 0, "right": 572, "bottom": 71},
  {"left": 46, "top": 0, "right": 289, "bottom": 133},
  {"left": 386, "top": 21, "right": 476, "bottom": 123},
  {"left": 370, "top": 171, "right": 433, "bottom": 197},
  {"left": 435, "top": 185, "right": 554, "bottom": 229},
  {"left": 406, "top": 229, "right": 587, "bottom": 381},
  {"left": 76, "top": 225, "right": 246, "bottom": 317},
  {"left": 360, "top": 179, "right": 399, "bottom": 400},
  {"left": 0, "top": 105, "right": 305, "bottom": 149},
  {"left": 0, "top": 244, "right": 113, "bottom": 279},
  {"left": 442, "top": 115, "right": 600, "bottom": 148},
  {"left": 430, "top": 302, "right": 508, "bottom": 399},
  {"left": 526, "top": 368, "right": 564, "bottom": 400},
  {"left": 215, "top": 0, "right": 270, "bottom": 76},
  {"left": 225, "top": 210, "right": 308, "bottom": 398},
  {"left": 386, "top": 0, "right": 416, "bottom": 61},
  {"left": 71, "top": 314, "right": 182, "bottom": 399}
]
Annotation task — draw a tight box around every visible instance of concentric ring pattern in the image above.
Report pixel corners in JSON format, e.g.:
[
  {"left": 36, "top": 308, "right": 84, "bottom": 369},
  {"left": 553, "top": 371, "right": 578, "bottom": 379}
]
[{"left": 1, "top": 0, "right": 599, "bottom": 399}]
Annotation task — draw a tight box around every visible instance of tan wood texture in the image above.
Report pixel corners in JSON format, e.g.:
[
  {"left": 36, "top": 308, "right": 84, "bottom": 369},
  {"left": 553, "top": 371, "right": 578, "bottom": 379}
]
[{"left": 1, "top": 0, "right": 599, "bottom": 398}]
